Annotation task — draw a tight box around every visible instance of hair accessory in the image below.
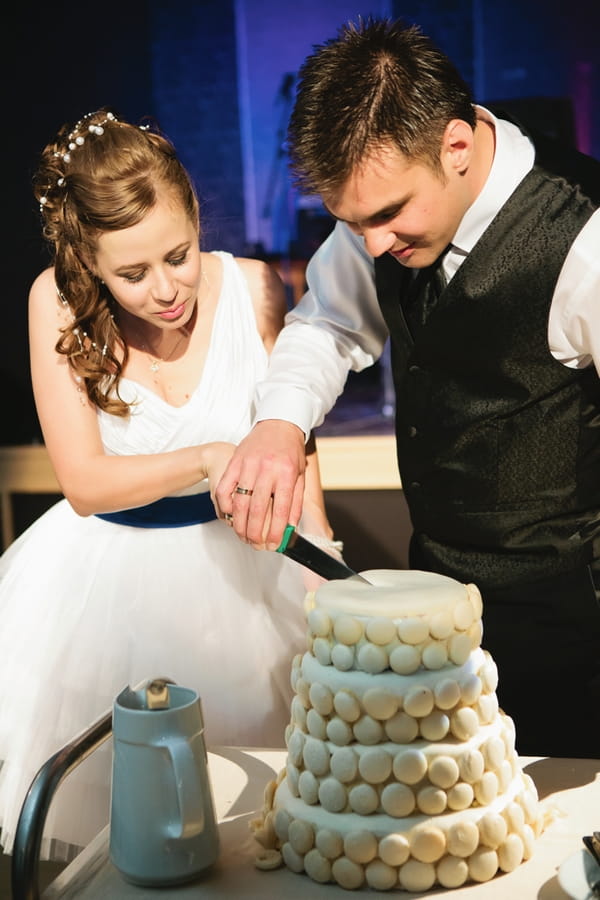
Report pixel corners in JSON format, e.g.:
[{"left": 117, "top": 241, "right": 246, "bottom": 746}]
[
  {"left": 56, "top": 284, "right": 104, "bottom": 357},
  {"left": 39, "top": 110, "right": 118, "bottom": 211}
]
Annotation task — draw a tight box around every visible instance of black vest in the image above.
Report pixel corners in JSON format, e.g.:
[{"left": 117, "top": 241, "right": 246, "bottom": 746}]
[{"left": 375, "top": 152, "right": 600, "bottom": 591}]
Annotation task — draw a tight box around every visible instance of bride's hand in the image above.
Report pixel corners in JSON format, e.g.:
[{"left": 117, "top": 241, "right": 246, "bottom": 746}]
[{"left": 201, "top": 443, "right": 237, "bottom": 511}]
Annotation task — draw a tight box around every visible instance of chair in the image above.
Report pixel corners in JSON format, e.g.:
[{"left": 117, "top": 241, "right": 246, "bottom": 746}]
[
  {"left": 11, "top": 711, "right": 112, "bottom": 900},
  {"left": 11, "top": 677, "right": 175, "bottom": 899}
]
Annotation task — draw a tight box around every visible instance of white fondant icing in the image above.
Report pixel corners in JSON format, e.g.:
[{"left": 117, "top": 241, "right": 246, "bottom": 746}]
[
  {"left": 389, "top": 644, "right": 421, "bottom": 674},
  {"left": 326, "top": 717, "right": 353, "bottom": 745},
  {"left": 304, "top": 847, "right": 331, "bottom": 882},
  {"left": 404, "top": 685, "right": 435, "bottom": 718},
  {"left": 301, "top": 646, "right": 488, "bottom": 699},
  {"left": 330, "top": 747, "right": 358, "bottom": 783},
  {"left": 410, "top": 825, "right": 446, "bottom": 863},
  {"left": 288, "top": 818, "right": 314, "bottom": 854},
  {"left": 357, "top": 642, "right": 388, "bottom": 674},
  {"left": 334, "top": 614, "right": 363, "bottom": 645},
  {"left": 331, "top": 856, "right": 364, "bottom": 889},
  {"left": 429, "top": 756, "right": 460, "bottom": 789},
  {"left": 344, "top": 829, "right": 378, "bottom": 864},
  {"left": 381, "top": 782, "right": 416, "bottom": 817},
  {"left": 312, "top": 569, "right": 470, "bottom": 618},
  {"left": 498, "top": 832, "right": 524, "bottom": 872},
  {"left": 309, "top": 682, "right": 334, "bottom": 716},
  {"left": 468, "top": 846, "right": 499, "bottom": 882},
  {"left": 306, "top": 708, "right": 327, "bottom": 740},
  {"left": 437, "top": 854, "right": 469, "bottom": 887},
  {"left": 365, "top": 858, "right": 398, "bottom": 890},
  {"left": 447, "top": 820, "right": 479, "bottom": 857},
  {"left": 417, "top": 784, "right": 448, "bottom": 815},
  {"left": 362, "top": 687, "right": 398, "bottom": 720},
  {"left": 273, "top": 768, "right": 533, "bottom": 842},
  {"left": 315, "top": 827, "right": 343, "bottom": 859},
  {"left": 420, "top": 710, "right": 451, "bottom": 741},
  {"left": 379, "top": 833, "right": 410, "bottom": 866},
  {"left": 256, "top": 569, "right": 542, "bottom": 891},
  {"left": 366, "top": 617, "right": 397, "bottom": 645},
  {"left": 318, "top": 777, "right": 347, "bottom": 813},
  {"left": 358, "top": 747, "right": 393, "bottom": 784}
]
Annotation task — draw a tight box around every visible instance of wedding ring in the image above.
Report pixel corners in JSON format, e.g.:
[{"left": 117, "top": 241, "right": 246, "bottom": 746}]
[
  {"left": 234, "top": 486, "right": 253, "bottom": 496},
  {"left": 223, "top": 512, "right": 233, "bottom": 522}
]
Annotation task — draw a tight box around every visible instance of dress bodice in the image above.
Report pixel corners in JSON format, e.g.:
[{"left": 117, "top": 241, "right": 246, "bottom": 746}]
[{"left": 97, "top": 251, "right": 267, "bottom": 459}]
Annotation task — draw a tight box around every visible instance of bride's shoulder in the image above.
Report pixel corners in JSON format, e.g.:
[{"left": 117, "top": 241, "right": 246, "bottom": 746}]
[
  {"left": 29, "top": 267, "right": 70, "bottom": 325},
  {"left": 233, "top": 256, "right": 283, "bottom": 296}
]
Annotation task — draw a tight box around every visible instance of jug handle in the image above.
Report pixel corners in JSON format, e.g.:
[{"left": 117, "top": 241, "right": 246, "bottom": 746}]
[{"left": 164, "top": 735, "right": 205, "bottom": 839}]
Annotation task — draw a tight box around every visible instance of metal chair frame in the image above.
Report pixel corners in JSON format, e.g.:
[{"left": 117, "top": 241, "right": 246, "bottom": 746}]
[
  {"left": 11, "top": 677, "right": 175, "bottom": 899},
  {"left": 11, "top": 709, "right": 113, "bottom": 900}
]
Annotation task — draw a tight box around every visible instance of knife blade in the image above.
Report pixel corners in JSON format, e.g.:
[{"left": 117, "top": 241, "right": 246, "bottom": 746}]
[
  {"left": 276, "top": 525, "right": 370, "bottom": 582},
  {"left": 584, "top": 834, "right": 600, "bottom": 868}
]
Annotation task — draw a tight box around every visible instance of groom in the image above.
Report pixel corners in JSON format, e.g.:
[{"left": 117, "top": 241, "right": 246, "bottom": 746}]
[{"left": 216, "top": 17, "right": 600, "bottom": 758}]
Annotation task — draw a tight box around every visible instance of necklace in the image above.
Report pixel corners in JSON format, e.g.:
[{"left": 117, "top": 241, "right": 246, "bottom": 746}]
[
  {"left": 141, "top": 326, "right": 189, "bottom": 373},
  {"left": 126, "top": 271, "right": 209, "bottom": 373}
]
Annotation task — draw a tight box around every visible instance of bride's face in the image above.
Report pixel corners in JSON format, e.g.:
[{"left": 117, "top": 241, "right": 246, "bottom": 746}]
[{"left": 93, "top": 192, "right": 202, "bottom": 332}]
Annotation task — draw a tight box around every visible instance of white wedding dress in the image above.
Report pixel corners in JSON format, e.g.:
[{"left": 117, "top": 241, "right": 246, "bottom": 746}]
[{"left": 0, "top": 251, "right": 308, "bottom": 858}]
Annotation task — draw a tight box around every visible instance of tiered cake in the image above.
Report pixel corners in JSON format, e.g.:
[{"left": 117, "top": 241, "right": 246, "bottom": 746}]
[{"left": 252, "top": 570, "right": 543, "bottom": 891}]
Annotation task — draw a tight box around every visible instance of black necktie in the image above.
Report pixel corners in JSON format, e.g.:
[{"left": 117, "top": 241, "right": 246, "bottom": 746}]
[{"left": 404, "top": 250, "right": 448, "bottom": 334}]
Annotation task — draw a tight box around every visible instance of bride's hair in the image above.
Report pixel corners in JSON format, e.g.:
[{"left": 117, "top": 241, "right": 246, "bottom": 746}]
[{"left": 34, "top": 107, "right": 200, "bottom": 416}]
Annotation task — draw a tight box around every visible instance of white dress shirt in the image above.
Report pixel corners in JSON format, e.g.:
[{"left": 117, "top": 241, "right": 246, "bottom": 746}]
[{"left": 255, "top": 107, "right": 600, "bottom": 437}]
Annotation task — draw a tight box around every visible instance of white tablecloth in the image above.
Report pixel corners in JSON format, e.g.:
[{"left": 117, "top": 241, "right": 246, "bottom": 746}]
[{"left": 43, "top": 748, "right": 600, "bottom": 899}]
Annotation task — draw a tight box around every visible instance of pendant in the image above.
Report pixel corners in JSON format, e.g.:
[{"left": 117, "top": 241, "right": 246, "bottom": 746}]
[{"left": 149, "top": 360, "right": 160, "bottom": 373}]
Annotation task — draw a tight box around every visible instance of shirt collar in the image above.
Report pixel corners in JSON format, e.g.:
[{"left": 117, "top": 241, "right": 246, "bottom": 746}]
[{"left": 449, "top": 105, "right": 535, "bottom": 262}]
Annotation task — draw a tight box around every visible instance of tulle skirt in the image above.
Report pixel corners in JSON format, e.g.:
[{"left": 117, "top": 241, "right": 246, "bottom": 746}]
[{"left": 0, "top": 499, "right": 307, "bottom": 858}]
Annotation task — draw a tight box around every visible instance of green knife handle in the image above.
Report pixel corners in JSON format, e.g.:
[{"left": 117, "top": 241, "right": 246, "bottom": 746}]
[{"left": 276, "top": 524, "right": 296, "bottom": 553}]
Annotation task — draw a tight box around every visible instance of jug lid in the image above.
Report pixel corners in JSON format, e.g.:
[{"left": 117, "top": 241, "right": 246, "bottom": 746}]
[
  {"left": 146, "top": 679, "right": 170, "bottom": 709},
  {"left": 116, "top": 677, "right": 175, "bottom": 711}
]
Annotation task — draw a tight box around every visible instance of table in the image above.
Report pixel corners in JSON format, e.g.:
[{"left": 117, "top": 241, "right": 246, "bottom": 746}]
[{"left": 43, "top": 748, "right": 599, "bottom": 899}]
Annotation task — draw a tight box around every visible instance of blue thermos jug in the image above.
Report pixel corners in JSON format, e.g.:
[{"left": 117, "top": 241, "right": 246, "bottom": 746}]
[{"left": 109, "top": 679, "right": 220, "bottom": 886}]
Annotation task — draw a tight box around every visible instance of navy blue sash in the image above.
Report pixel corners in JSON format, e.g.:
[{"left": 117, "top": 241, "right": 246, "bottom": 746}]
[{"left": 96, "top": 493, "right": 217, "bottom": 528}]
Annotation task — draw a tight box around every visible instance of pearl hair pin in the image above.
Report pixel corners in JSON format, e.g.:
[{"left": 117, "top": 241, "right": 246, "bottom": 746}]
[
  {"left": 39, "top": 113, "right": 156, "bottom": 213},
  {"left": 39, "top": 111, "right": 118, "bottom": 211}
]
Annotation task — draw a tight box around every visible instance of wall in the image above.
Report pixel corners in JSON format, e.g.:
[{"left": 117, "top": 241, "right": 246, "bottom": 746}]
[
  {"left": 5, "top": 0, "right": 156, "bottom": 445},
  {"left": 474, "top": 0, "right": 599, "bottom": 156},
  {"left": 326, "top": 489, "right": 412, "bottom": 572},
  {"left": 149, "top": 0, "right": 246, "bottom": 253},
  {"left": 392, "top": 0, "right": 599, "bottom": 155},
  {"left": 234, "top": 0, "right": 392, "bottom": 254}
]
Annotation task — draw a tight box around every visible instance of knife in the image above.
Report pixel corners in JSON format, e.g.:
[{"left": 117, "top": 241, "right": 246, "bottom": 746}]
[
  {"left": 582, "top": 834, "right": 600, "bottom": 898},
  {"left": 584, "top": 834, "right": 600, "bottom": 868},
  {"left": 276, "top": 525, "right": 370, "bottom": 582}
]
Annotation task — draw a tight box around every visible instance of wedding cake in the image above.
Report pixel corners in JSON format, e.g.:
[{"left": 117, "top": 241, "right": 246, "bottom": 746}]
[{"left": 251, "top": 569, "right": 543, "bottom": 891}]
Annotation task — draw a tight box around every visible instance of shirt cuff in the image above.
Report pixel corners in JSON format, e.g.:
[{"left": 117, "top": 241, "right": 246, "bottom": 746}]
[{"left": 253, "top": 384, "right": 319, "bottom": 440}]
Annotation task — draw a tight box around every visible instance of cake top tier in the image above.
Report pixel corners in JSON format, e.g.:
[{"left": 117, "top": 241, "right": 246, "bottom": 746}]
[{"left": 313, "top": 569, "right": 470, "bottom": 619}]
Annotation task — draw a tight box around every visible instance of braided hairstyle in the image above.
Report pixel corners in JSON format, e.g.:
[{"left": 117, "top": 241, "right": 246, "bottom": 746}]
[{"left": 33, "top": 108, "right": 200, "bottom": 416}]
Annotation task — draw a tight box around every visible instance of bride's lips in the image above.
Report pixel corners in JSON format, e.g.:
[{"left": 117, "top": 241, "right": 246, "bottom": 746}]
[{"left": 157, "top": 302, "right": 186, "bottom": 321}]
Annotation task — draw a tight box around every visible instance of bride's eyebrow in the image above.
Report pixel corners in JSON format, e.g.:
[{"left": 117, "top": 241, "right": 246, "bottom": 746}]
[{"left": 114, "top": 242, "right": 192, "bottom": 274}]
